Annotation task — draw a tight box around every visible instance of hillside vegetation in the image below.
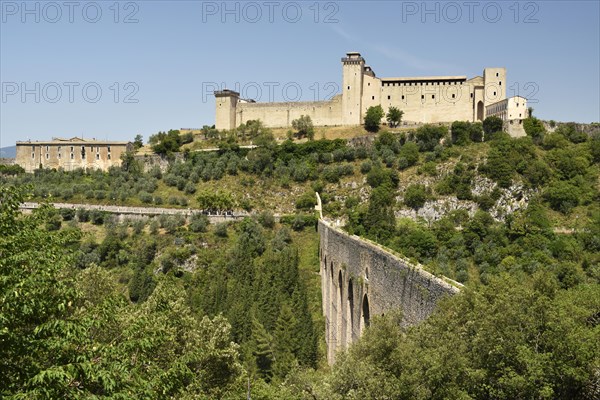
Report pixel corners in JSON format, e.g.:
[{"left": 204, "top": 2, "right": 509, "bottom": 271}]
[{"left": 1, "top": 118, "right": 599, "bottom": 398}]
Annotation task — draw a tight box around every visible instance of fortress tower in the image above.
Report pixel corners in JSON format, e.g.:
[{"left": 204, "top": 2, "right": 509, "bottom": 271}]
[
  {"left": 341, "top": 52, "right": 365, "bottom": 125},
  {"left": 214, "top": 89, "right": 239, "bottom": 131},
  {"left": 483, "top": 67, "right": 507, "bottom": 107}
]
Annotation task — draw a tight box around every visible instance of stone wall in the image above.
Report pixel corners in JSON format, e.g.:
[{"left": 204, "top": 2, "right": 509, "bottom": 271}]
[
  {"left": 319, "top": 219, "right": 460, "bottom": 364},
  {"left": 236, "top": 95, "right": 343, "bottom": 128}
]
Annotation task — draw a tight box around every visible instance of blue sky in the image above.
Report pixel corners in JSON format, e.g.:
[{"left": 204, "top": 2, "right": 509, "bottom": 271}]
[{"left": 1, "top": 0, "right": 599, "bottom": 147}]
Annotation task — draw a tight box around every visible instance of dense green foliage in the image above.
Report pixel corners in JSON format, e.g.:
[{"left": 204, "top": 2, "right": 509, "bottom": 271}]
[
  {"left": 1, "top": 185, "right": 325, "bottom": 398},
  {"left": 321, "top": 274, "right": 600, "bottom": 399},
  {"left": 2, "top": 118, "right": 599, "bottom": 398},
  {"left": 150, "top": 129, "right": 192, "bottom": 156}
]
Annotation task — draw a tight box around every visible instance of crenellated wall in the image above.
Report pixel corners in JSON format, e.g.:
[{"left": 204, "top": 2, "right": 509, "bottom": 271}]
[{"left": 318, "top": 219, "right": 460, "bottom": 364}]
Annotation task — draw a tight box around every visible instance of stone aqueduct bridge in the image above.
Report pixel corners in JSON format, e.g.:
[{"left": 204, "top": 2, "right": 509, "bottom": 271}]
[
  {"left": 19, "top": 202, "right": 250, "bottom": 223},
  {"left": 318, "top": 219, "right": 461, "bottom": 364}
]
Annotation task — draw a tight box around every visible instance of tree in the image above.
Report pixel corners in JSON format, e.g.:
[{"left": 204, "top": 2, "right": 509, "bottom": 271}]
[
  {"left": 189, "top": 213, "right": 210, "bottom": 232},
  {"left": 483, "top": 116, "right": 504, "bottom": 138},
  {"left": 398, "top": 141, "right": 420, "bottom": 169},
  {"left": 544, "top": 181, "right": 580, "bottom": 213},
  {"left": 237, "top": 119, "right": 268, "bottom": 141},
  {"left": 291, "top": 115, "right": 315, "bottom": 140},
  {"left": 450, "top": 121, "right": 471, "bottom": 145},
  {"left": 523, "top": 117, "right": 546, "bottom": 144},
  {"left": 120, "top": 150, "right": 142, "bottom": 175},
  {"left": 364, "top": 185, "right": 396, "bottom": 241},
  {"left": 386, "top": 106, "right": 403, "bottom": 128},
  {"left": 364, "top": 105, "right": 384, "bottom": 133},
  {"left": 0, "top": 186, "right": 80, "bottom": 395},
  {"left": 133, "top": 134, "right": 144, "bottom": 149},
  {"left": 150, "top": 129, "right": 182, "bottom": 156}
]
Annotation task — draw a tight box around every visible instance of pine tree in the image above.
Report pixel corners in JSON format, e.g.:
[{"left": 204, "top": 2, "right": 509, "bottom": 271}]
[{"left": 273, "top": 304, "right": 299, "bottom": 379}]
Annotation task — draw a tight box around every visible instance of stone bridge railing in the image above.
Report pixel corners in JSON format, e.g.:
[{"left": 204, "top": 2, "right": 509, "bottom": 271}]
[{"left": 318, "top": 218, "right": 461, "bottom": 364}]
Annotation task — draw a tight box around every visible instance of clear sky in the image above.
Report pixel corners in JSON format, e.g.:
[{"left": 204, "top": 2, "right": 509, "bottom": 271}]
[{"left": 1, "top": 0, "right": 599, "bottom": 147}]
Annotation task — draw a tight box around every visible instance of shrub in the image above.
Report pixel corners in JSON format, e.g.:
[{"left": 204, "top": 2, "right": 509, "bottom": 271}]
[
  {"left": 398, "top": 142, "right": 419, "bottom": 169},
  {"left": 184, "top": 183, "right": 197, "bottom": 195},
  {"left": 296, "top": 192, "right": 316, "bottom": 210},
  {"left": 257, "top": 210, "right": 275, "bottom": 228},
  {"left": 90, "top": 210, "right": 106, "bottom": 225},
  {"left": 214, "top": 222, "right": 228, "bottom": 237},
  {"left": 544, "top": 181, "right": 579, "bottom": 213},
  {"left": 189, "top": 213, "right": 209, "bottom": 233},
  {"left": 360, "top": 160, "right": 372, "bottom": 174},
  {"left": 367, "top": 167, "right": 399, "bottom": 189},
  {"left": 403, "top": 184, "right": 428, "bottom": 209},
  {"left": 414, "top": 125, "right": 447, "bottom": 151},
  {"left": 139, "top": 191, "right": 153, "bottom": 204},
  {"left": 77, "top": 208, "right": 90, "bottom": 222},
  {"left": 59, "top": 208, "right": 76, "bottom": 221}
]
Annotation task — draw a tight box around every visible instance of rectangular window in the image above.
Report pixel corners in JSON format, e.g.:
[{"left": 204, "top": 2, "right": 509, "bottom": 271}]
[
  {"left": 45, "top": 153, "right": 49, "bottom": 159},
  {"left": 70, "top": 146, "right": 74, "bottom": 152},
  {"left": 387, "top": 95, "right": 391, "bottom": 100},
  {"left": 432, "top": 95, "right": 435, "bottom": 99},
  {"left": 46, "top": 145, "right": 49, "bottom": 152},
  {"left": 58, "top": 146, "right": 61, "bottom": 152},
  {"left": 452, "top": 94, "right": 456, "bottom": 99},
  {"left": 58, "top": 153, "right": 61, "bottom": 159},
  {"left": 31, "top": 153, "right": 35, "bottom": 159},
  {"left": 96, "top": 153, "right": 100, "bottom": 160},
  {"left": 470, "top": 93, "right": 474, "bottom": 98},
  {"left": 31, "top": 145, "right": 35, "bottom": 151},
  {"left": 96, "top": 147, "right": 99, "bottom": 152},
  {"left": 107, "top": 154, "right": 111, "bottom": 160},
  {"left": 107, "top": 146, "right": 111, "bottom": 153},
  {"left": 70, "top": 153, "right": 74, "bottom": 159},
  {"left": 372, "top": 96, "right": 375, "bottom": 100},
  {"left": 421, "top": 95, "right": 424, "bottom": 99},
  {"left": 401, "top": 95, "right": 405, "bottom": 100}
]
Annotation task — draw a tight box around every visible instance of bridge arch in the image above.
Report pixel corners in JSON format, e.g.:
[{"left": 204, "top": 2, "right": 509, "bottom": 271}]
[
  {"left": 361, "top": 294, "right": 370, "bottom": 332},
  {"left": 347, "top": 278, "right": 355, "bottom": 343},
  {"left": 337, "top": 270, "right": 345, "bottom": 349}
]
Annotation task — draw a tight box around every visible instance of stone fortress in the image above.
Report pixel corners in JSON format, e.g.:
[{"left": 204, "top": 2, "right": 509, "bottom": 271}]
[
  {"left": 15, "top": 137, "right": 132, "bottom": 173},
  {"left": 215, "top": 51, "right": 527, "bottom": 136}
]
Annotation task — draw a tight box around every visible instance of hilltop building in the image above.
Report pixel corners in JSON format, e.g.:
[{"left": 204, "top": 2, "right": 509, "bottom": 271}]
[
  {"left": 215, "top": 51, "right": 527, "bottom": 136},
  {"left": 15, "top": 137, "right": 132, "bottom": 173}
]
